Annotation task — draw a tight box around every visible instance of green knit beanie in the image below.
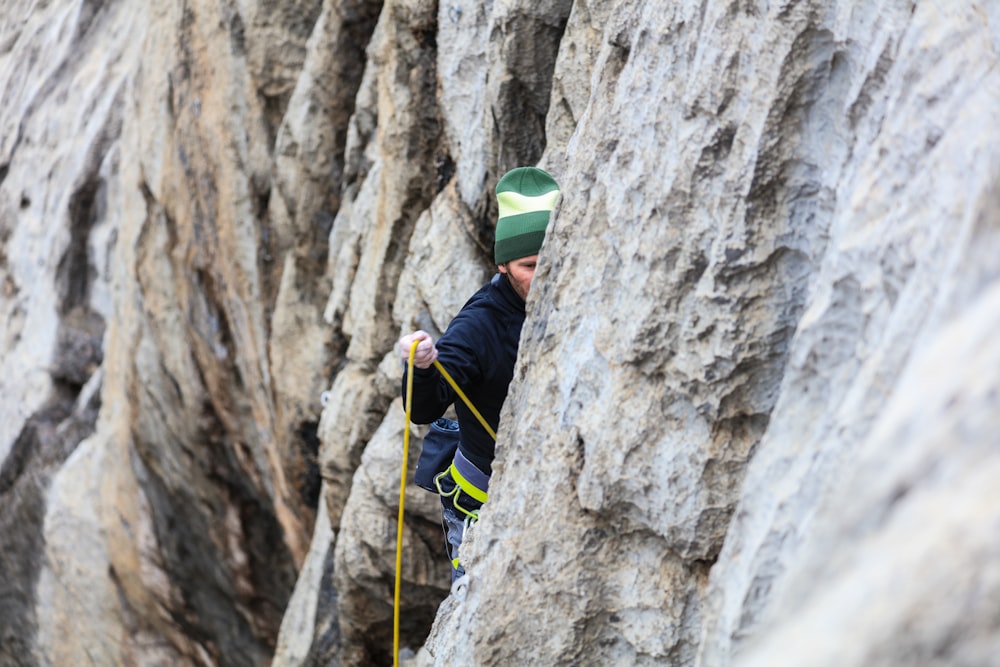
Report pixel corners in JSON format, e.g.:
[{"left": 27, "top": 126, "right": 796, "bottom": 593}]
[{"left": 494, "top": 167, "right": 560, "bottom": 265}]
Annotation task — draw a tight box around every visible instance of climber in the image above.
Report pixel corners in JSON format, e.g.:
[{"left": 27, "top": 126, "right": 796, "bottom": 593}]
[{"left": 397, "top": 166, "right": 560, "bottom": 581}]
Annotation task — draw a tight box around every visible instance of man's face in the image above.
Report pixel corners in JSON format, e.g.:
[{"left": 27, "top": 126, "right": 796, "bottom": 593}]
[{"left": 499, "top": 254, "right": 539, "bottom": 301}]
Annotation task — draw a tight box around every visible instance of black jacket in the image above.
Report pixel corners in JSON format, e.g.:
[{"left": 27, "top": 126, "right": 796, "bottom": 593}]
[{"left": 403, "top": 273, "right": 525, "bottom": 475}]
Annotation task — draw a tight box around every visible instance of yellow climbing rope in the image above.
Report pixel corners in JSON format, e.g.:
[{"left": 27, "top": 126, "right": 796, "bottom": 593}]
[
  {"left": 431, "top": 359, "right": 497, "bottom": 441},
  {"left": 394, "top": 340, "right": 418, "bottom": 667},
  {"left": 394, "top": 342, "right": 497, "bottom": 666}
]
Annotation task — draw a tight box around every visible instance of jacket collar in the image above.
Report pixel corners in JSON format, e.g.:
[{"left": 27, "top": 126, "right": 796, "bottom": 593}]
[{"left": 492, "top": 272, "right": 525, "bottom": 312}]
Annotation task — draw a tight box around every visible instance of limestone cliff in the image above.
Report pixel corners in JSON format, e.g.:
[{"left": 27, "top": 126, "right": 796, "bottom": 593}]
[{"left": 1, "top": 0, "right": 998, "bottom": 666}]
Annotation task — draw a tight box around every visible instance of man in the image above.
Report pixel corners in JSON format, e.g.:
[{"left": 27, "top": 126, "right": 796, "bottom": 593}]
[{"left": 397, "top": 166, "right": 560, "bottom": 581}]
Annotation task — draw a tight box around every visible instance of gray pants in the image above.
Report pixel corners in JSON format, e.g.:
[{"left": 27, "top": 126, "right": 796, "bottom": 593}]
[
  {"left": 435, "top": 468, "right": 483, "bottom": 582},
  {"left": 441, "top": 503, "right": 468, "bottom": 582}
]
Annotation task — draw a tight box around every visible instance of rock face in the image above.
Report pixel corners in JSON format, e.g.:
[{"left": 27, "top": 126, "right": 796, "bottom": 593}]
[{"left": 1, "top": 0, "right": 999, "bottom": 666}]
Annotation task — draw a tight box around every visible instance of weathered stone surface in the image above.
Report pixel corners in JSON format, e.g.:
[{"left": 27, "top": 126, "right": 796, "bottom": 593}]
[
  {"left": 272, "top": 481, "right": 339, "bottom": 667},
  {"left": 0, "top": 0, "right": 138, "bottom": 661},
  {"left": 2, "top": 0, "right": 1000, "bottom": 665},
  {"left": 422, "top": 1, "right": 1000, "bottom": 665},
  {"left": 736, "top": 278, "right": 1000, "bottom": 667},
  {"left": 699, "top": 5, "right": 1000, "bottom": 666},
  {"left": 2, "top": 0, "right": 328, "bottom": 662}
]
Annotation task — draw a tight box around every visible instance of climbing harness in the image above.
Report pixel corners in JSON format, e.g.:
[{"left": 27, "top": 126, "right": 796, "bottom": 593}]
[
  {"left": 426, "top": 361, "right": 493, "bottom": 521},
  {"left": 433, "top": 447, "right": 489, "bottom": 519},
  {"left": 394, "top": 340, "right": 497, "bottom": 666}
]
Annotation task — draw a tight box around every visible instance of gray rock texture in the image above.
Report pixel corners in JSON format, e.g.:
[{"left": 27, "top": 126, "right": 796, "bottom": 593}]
[{"left": 1, "top": 0, "right": 999, "bottom": 666}]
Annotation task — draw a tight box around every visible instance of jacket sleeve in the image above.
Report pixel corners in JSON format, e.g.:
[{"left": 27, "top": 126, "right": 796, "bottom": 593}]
[{"left": 401, "top": 310, "right": 486, "bottom": 424}]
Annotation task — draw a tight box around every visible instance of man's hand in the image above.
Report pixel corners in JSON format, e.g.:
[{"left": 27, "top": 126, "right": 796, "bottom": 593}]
[{"left": 398, "top": 330, "right": 438, "bottom": 369}]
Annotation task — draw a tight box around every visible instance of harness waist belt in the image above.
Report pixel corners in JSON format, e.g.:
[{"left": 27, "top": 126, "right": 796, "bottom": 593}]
[{"left": 449, "top": 448, "right": 490, "bottom": 503}]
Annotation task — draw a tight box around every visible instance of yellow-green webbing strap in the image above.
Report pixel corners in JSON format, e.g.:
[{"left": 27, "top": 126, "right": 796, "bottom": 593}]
[{"left": 448, "top": 461, "right": 489, "bottom": 503}]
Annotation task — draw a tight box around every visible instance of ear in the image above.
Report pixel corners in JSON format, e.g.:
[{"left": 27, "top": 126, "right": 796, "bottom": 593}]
[{"left": 497, "top": 263, "right": 508, "bottom": 275}]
